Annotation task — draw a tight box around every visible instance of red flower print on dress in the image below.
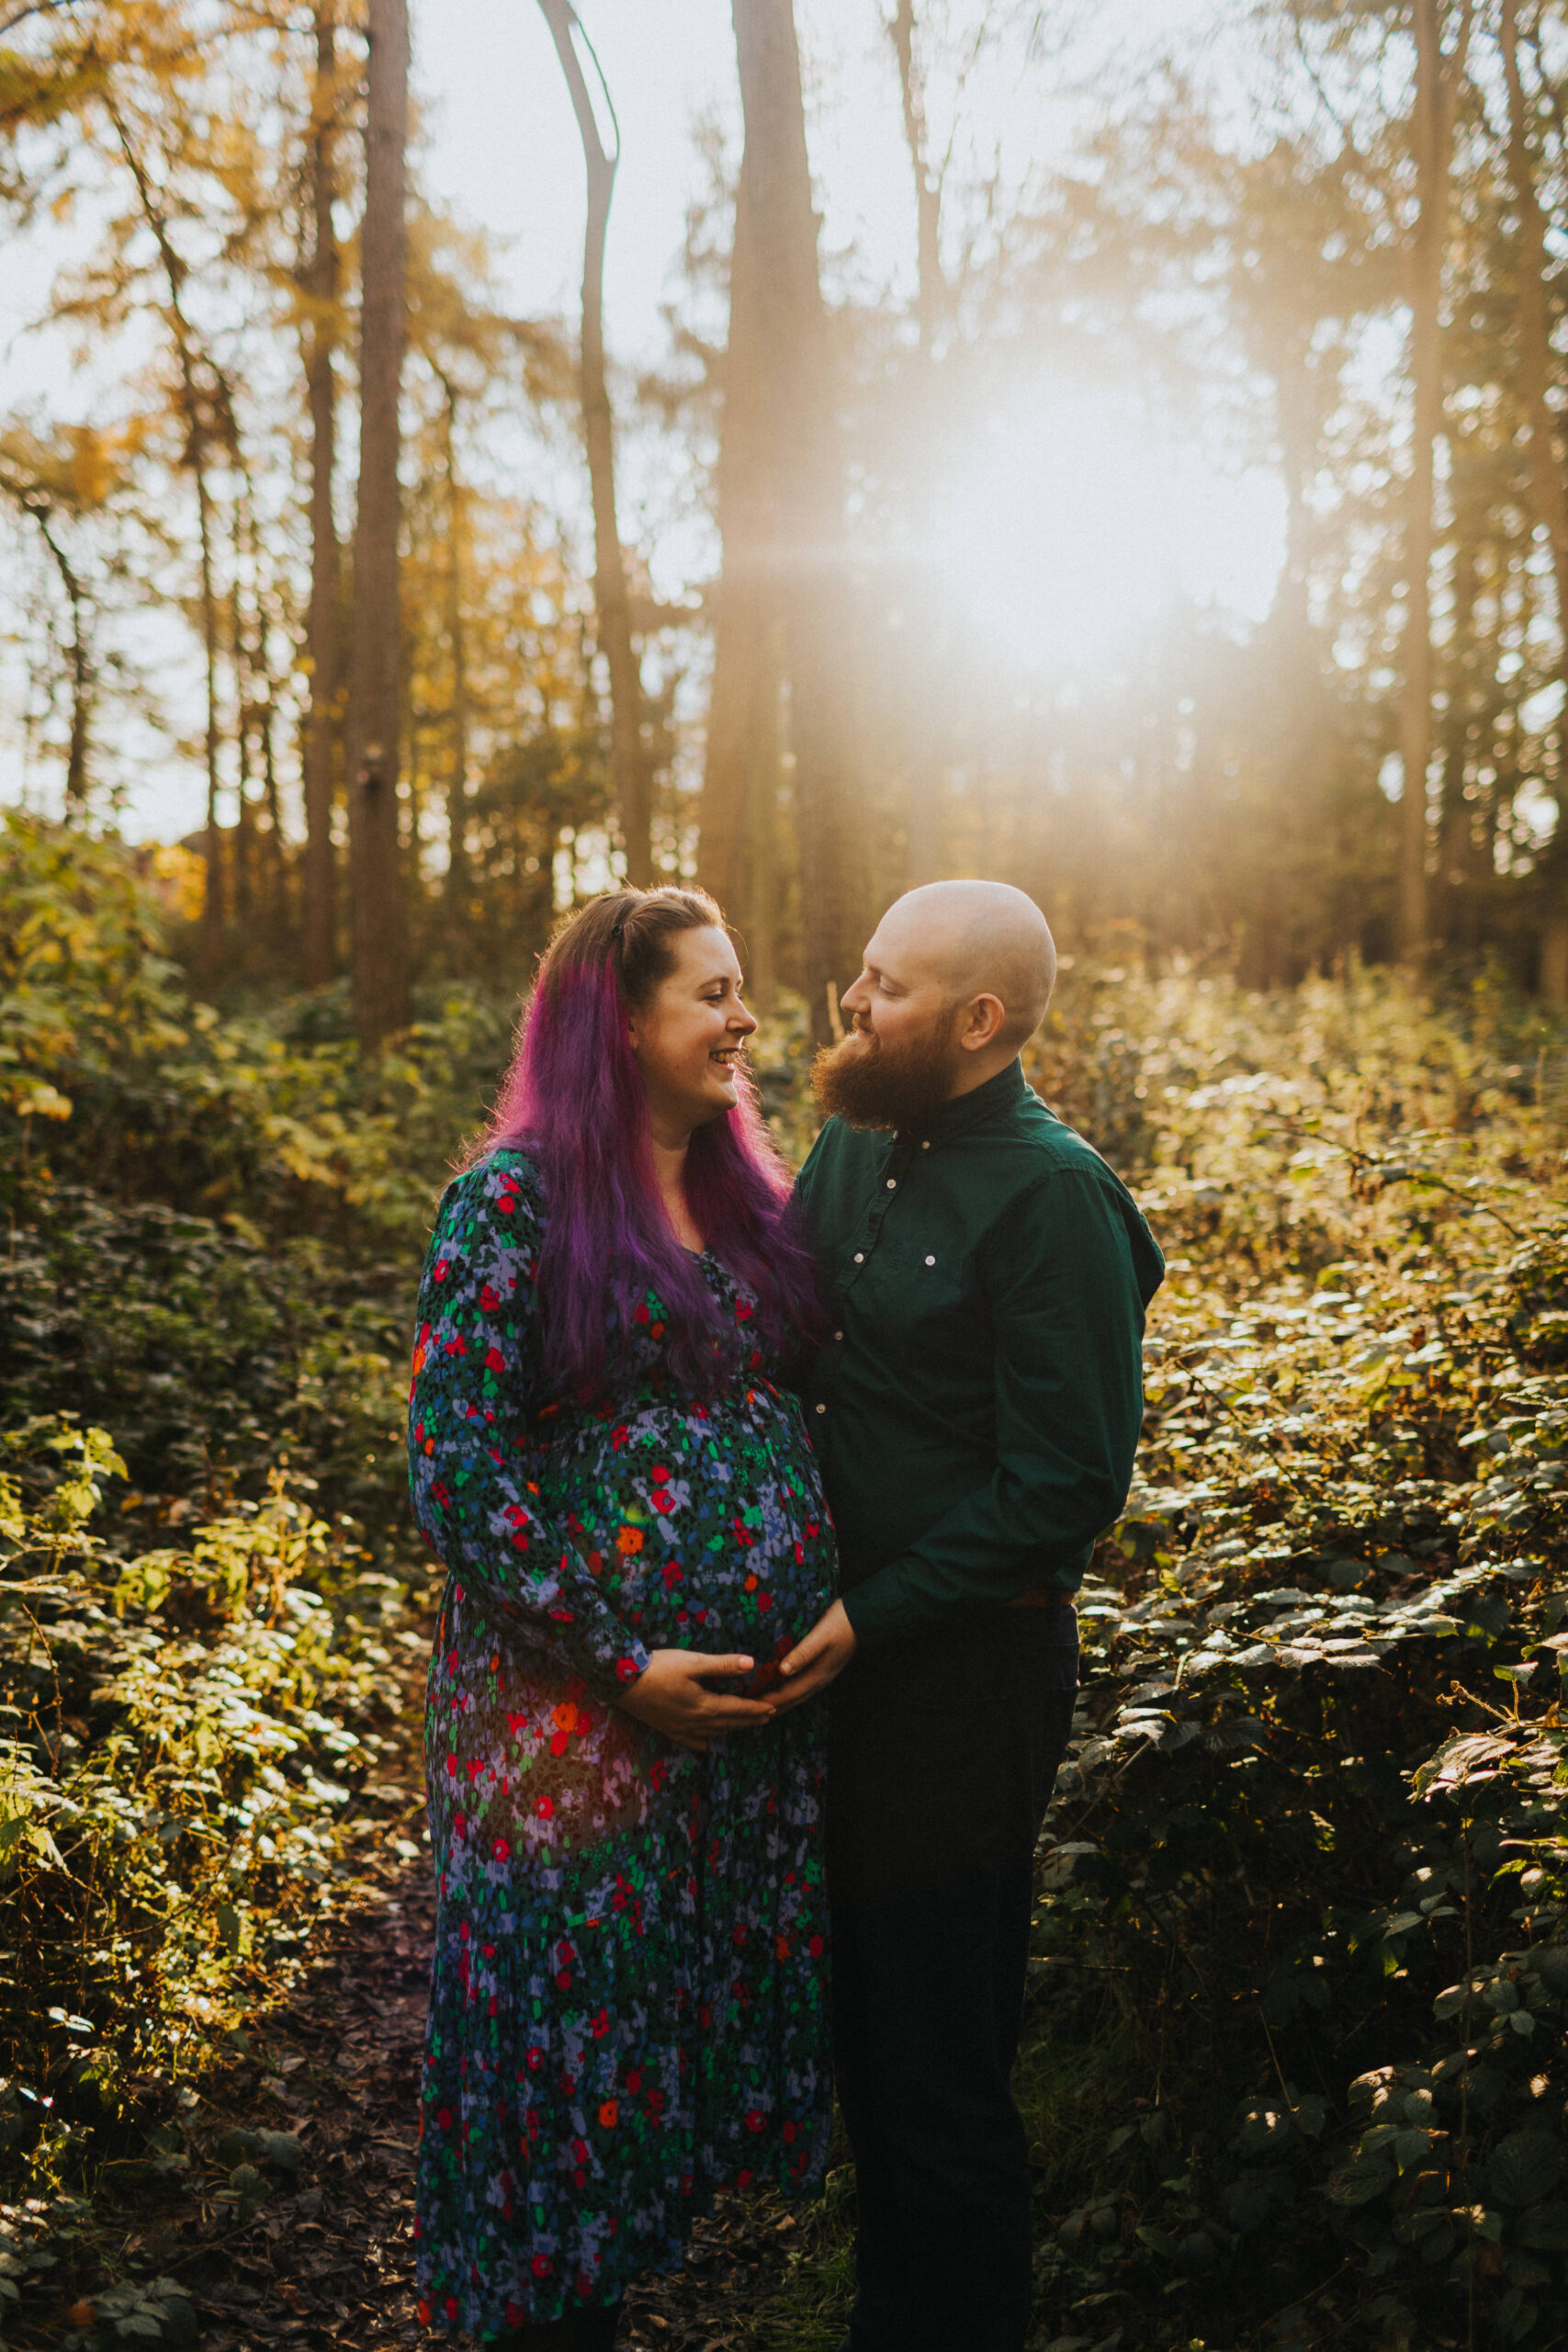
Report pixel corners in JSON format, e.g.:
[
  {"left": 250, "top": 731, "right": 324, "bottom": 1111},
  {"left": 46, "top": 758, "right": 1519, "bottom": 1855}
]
[{"left": 406, "top": 1149, "right": 831, "bottom": 2336}]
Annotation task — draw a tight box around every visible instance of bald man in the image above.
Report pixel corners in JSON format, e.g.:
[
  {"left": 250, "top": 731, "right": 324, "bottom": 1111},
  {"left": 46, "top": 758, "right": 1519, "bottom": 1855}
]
[{"left": 775, "top": 882, "right": 1164, "bottom": 2352}]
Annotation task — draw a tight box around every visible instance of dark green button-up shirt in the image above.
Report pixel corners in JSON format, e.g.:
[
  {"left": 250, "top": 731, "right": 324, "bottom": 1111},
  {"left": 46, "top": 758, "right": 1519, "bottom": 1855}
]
[{"left": 792, "top": 1057, "right": 1165, "bottom": 1651}]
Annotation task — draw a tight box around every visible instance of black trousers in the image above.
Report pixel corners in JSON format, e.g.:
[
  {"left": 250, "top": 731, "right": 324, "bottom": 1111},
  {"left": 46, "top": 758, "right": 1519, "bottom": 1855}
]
[
  {"left": 496, "top": 2301, "right": 622, "bottom": 2351},
  {"left": 827, "top": 1606, "right": 1078, "bottom": 2352}
]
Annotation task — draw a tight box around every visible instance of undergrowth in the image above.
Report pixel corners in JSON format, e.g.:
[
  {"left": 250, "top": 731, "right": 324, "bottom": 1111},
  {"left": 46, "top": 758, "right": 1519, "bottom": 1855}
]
[
  {"left": 8, "top": 812, "right": 1568, "bottom": 2351},
  {"left": 1015, "top": 964, "right": 1568, "bottom": 2352},
  {"left": 744, "top": 965, "right": 1568, "bottom": 2352}
]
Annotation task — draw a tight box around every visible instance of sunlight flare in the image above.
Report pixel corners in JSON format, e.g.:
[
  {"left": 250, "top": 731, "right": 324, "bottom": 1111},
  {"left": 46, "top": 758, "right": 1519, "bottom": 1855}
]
[{"left": 930, "top": 395, "right": 1288, "bottom": 670}]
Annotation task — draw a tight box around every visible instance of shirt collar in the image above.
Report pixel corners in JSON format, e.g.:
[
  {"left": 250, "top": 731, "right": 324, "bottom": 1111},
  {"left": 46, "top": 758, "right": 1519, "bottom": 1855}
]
[{"left": 897, "top": 1056, "right": 1028, "bottom": 1150}]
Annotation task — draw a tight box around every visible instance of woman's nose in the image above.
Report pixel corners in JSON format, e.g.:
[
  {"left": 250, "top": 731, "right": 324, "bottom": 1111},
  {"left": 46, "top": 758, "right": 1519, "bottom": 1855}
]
[{"left": 731, "top": 1002, "right": 759, "bottom": 1036}]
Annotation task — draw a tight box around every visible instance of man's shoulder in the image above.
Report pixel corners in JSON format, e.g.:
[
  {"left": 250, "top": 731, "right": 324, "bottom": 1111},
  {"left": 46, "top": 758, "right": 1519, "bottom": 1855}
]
[
  {"left": 999, "top": 1095, "right": 1165, "bottom": 1295},
  {"left": 989, "top": 1089, "right": 1125, "bottom": 1189},
  {"left": 795, "top": 1114, "right": 880, "bottom": 1190}
]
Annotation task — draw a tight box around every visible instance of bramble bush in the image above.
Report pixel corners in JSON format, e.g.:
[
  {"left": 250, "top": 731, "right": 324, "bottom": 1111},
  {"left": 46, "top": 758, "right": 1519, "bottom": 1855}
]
[
  {"left": 0, "top": 817, "right": 465, "bottom": 2336},
  {"left": 0, "top": 1414, "right": 429, "bottom": 2338},
  {"left": 0, "top": 817, "right": 825, "bottom": 2344},
  {"left": 1012, "top": 966, "right": 1568, "bottom": 2351},
  {"left": 12, "top": 813, "right": 1568, "bottom": 2351}
]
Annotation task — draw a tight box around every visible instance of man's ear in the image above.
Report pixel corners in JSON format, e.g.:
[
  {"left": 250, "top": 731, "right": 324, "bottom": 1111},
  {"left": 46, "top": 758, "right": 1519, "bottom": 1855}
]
[{"left": 957, "top": 992, "right": 1008, "bottom": 1052}]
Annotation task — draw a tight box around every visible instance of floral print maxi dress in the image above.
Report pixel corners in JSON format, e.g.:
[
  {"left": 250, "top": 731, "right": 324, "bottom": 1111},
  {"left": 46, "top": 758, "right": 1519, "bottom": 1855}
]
[{"left": 407, "top": 1149, "right": 835, "bottom": 2337}]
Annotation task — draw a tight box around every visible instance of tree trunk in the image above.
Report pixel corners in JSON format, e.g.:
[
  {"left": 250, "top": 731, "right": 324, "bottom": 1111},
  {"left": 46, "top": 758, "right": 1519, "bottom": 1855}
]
[
  {"left": 731, "top": 0, "right": 867, "bottom": 1039},
  {"left": 702, "top": 153, "right": 774, "bottom": 921},
  {"left": 742, "top": 618, "right": 783, "bottom": 1015},
  {"left": 30, "top": 506, "right": 91, "bottom": 817},
  {"left": 439, "top": 373, "right": 472, "bottom": 934},
  {"left": 886, "top": 0, "right": 943, "bottom": 356},
  {"left": 537, "top": 0, "right": 651, "bottom": 888},
  {"left": 886, "top": 0, "right": 949, "bottom": 887},
  {"left": 1398, "top": 0, "right": 1473, "bottom": 966},
  {"left": 231, "top": 497, "right": 255, "bottom": 929},
  {"left": 1501, "top": 0, "right": 1568, "bottom": 622},
  {"left": 344, "top": 0, "right": 412, "bottom": 1042},
  {"left": 1542, "top": 914, "right": 1568, "bottom": 1004},
  {"left": 193, "top": 458, "right": 226, "bottom": 950},
  {"left": 107, "top": 101, "right": 228, "bottom": 946},
  {"left": 1499, "top": 0, "right": 1568, "bottom": 997},
  {"left": 301, "top": 0, "right": 342, "bottom": 988}
]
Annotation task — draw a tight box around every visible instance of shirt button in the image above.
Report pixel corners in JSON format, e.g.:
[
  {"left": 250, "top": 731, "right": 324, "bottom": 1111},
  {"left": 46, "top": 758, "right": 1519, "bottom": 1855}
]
[
  {"left": 921, "top": 1139, "right": 931, "bottom": 1149},
  {"left": 834, "top": 1330, "right": 844, "bottom": 1341},
  {"left": 816, "top": 1402, "right": 827, "bottom": 1415},
  {"left": 925, "top": 1255, "right": 936, "bottom": 1266},
  {"left": 853, "top": 1251, "right": 864, "bottom": 1263},
  {"left": 886, "top": 1178, "right": 897, "bottom": 1189}
]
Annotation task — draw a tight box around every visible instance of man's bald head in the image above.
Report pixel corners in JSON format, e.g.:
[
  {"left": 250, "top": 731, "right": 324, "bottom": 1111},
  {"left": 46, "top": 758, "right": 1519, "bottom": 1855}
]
[
  {"left": 874, "top": 880, "right": 1056, "bottom": 1048},
  {"left": 817, "top": 880, "right": 1057, "bottom": 1128}
]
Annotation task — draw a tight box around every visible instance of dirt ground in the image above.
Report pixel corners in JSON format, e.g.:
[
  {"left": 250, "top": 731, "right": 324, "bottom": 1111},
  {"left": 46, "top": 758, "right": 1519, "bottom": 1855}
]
[{"left": 77, "top": 1854, "right": 814, "bottom": 2352}]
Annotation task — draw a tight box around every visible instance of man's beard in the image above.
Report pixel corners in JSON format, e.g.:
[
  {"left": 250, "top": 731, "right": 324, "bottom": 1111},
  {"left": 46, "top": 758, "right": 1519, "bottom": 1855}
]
[{"left": 811, "top": 1014, "right": 962, "bottom": 1131}]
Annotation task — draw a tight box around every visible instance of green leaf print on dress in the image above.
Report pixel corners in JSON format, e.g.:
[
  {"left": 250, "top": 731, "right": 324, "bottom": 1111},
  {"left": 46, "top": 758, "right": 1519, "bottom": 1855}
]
[{"left": 408, "top": 1151, "right": 834, "bottom": 2336}]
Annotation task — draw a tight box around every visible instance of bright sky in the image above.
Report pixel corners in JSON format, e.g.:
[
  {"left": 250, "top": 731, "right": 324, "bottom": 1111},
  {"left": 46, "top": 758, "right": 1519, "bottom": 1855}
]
[
  {"left": 424, "top": 0, "right": 1234, "bottom": 360},
  {"left": 1, "top": 0, "right": 1285, "bottom": 837}
]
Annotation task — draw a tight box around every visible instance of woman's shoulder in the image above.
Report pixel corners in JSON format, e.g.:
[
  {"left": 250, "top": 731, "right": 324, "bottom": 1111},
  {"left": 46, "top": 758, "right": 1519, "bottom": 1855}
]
[
  {"left": 472, "top": 1143, "right": 543, "bottom": 1189},
  {"left": 434, "top": 1147, "right": 546, "bottom": 1234}
]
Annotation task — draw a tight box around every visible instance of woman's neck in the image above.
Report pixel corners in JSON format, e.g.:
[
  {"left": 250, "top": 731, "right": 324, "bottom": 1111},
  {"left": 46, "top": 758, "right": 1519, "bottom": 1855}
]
[{"left": 648, "top": 1123, "right": 705, "bottom": 1253}]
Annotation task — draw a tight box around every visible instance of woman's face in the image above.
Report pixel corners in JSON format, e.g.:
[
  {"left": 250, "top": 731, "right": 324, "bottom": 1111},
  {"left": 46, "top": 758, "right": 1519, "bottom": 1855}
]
[{"left": 627, "top": 924, "right": 758, "bottom": 1140}]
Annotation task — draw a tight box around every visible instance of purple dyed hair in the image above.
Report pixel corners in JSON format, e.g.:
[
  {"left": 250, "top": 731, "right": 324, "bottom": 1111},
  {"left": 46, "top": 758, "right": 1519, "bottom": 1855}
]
[{"left": 471, "top": 887, "right": 823, "bottom": 1396}]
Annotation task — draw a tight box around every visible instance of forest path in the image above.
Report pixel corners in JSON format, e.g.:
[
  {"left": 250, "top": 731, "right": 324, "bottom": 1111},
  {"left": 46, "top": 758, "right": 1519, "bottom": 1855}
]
[{"left": 83, "top": 1769, "right": 816, "bottom": 2352}]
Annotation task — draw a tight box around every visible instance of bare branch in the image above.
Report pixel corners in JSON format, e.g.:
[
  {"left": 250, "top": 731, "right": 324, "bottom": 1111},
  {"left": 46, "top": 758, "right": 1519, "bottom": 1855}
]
[
  {"left": 1284, "top": 0, "right": 1400, "bottom": 234},
  {"left": 0, "top": 0, "right": 84, "bottom": 37}
]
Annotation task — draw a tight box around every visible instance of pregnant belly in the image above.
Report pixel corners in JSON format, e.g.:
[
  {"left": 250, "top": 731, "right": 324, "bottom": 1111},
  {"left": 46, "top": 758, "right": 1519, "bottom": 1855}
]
[{"left": 549, "top": 1450, "right": 833, "bottom": 1690}]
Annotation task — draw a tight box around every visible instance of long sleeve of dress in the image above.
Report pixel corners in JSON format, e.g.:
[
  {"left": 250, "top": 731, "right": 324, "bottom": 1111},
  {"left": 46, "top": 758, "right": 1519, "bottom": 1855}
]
[{"left": 407, "top": 1154, "right": 652, "bottom": 1702}]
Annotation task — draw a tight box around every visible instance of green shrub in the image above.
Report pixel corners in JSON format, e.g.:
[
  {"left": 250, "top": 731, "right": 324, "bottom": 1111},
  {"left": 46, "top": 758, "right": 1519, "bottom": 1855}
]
[
  {"left": 0, "top": 1416, "right": 429, "bottom": 2212},
  {"left": 1023, "top": 997, "right": 1568, "bottom": 2348}
]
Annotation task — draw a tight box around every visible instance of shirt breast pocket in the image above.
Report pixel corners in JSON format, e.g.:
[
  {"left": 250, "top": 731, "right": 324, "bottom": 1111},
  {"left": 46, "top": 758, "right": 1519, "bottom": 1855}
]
[{"left": 871, "top": 1242, "right": 987, "bottom": 1367}]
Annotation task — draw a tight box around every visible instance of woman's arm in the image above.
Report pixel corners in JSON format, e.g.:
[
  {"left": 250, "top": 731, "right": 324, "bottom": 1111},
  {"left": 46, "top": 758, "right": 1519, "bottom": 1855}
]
[
  {"left": 408, "top": 1154, "right": 779, "bottom": 1747},
  {"left": 408, "top": 1156, "right": 652, "bottom": 1702}
]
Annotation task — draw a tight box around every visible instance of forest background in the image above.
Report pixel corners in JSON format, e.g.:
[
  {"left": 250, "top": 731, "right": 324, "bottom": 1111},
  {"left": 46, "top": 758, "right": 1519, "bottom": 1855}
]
[{"left": 8, "top": 4, "right": 1568, "bottom": 2352}]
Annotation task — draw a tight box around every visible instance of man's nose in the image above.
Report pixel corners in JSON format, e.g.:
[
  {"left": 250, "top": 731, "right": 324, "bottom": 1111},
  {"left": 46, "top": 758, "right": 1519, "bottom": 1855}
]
[{"left": 840, "top": 971, "right": 871, "bottom": 1014}]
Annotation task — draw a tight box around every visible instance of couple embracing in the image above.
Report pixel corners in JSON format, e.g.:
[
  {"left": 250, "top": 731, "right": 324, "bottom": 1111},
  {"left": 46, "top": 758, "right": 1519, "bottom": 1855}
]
[{"left": 407, "top": 879, "right": 1164, "bottom": 2352}]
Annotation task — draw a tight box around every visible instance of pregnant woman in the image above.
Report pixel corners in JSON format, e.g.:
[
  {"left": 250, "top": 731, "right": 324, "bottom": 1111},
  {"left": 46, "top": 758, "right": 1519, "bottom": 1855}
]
[{"left": 407, "top": 887, "right": 835, "bottom": 2349}]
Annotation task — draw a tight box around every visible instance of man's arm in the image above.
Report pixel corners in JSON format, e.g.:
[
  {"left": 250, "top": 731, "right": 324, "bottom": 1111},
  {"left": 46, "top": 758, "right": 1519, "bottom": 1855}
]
[
  {"left": 778, "top": 1118, "right": 833, "bottom": 1400},
  {"left": 837, "top": 1168, "right": 1156, "bottom": 1650}
]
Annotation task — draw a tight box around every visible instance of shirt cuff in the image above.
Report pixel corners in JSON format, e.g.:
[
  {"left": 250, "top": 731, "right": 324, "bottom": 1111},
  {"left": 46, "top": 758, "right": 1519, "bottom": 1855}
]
[{"left": 838, "top": 1572, "right": 910, "bottom": 1652}]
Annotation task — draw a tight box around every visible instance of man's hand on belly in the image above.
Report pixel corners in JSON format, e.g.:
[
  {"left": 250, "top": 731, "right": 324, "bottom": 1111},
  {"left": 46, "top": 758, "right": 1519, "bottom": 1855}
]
[
  {"left": 772, "top": 1599, "right": 858, "bottom": 1713},
  {"left": 615, "top": 1649, "right": 779, "bottom": 1752}
]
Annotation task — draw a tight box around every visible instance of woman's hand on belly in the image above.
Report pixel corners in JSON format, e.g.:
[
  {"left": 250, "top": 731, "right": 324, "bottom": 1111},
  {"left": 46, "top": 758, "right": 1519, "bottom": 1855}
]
[
  {"left": 615, "top": 1648, "right": 780, "bottom": 1752},
  {"left": 772, "top": 1597, "right": 858, "bottom": 1713}
]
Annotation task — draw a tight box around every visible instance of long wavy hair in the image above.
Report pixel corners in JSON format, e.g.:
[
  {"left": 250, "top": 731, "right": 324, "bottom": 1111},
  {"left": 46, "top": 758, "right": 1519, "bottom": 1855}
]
[{"left": 471, "top": 887, "right": 823, "bottom": 1396}]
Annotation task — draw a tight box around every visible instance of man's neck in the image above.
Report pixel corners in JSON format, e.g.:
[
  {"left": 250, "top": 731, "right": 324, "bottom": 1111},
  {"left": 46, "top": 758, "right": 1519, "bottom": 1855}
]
[{"left": 944, "top": 1049, "right": 1019, "bottom": 1102}]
